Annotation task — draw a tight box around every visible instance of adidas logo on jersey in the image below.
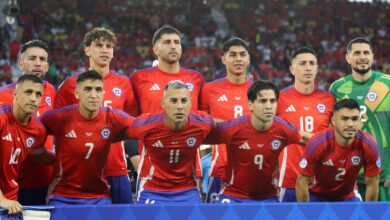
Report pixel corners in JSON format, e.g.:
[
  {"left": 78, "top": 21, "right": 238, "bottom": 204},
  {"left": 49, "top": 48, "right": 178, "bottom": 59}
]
[
  {"left": 152, "top": 140, "right": 163, "bottom": 147},
  {"left": 218, "top": 94, "right": 228, "bottom": 102},
  {"left": 149, "top": 84, "right": 161, "bottom": 91},
  {"left": 322, "top": 159, "right": 334, "bottom": 166},
  {"left": 2, "top": 133, "right": 12, "bottom": 141},
  {"left": 65, "top": 130, "right": 77, "bottom": 138},
  {"left": 285, "top": 105, "right": 296, "bottom": 112},
  {"left": 238, "top": 142, "right": 251, "bottom": 150}
]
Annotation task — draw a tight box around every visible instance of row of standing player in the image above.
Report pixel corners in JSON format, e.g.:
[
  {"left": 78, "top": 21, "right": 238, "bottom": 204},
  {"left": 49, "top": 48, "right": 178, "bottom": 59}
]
[{"left": 0, "top": 25, "right": 389, "bottom": 212}]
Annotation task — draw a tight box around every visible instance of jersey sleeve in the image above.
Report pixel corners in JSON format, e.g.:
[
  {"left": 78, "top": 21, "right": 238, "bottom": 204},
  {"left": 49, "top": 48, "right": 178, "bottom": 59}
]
[
  {"left": 0, "top": 112, "right": 5, "bottom": 126},
  {"left": 276, "top": 92, "right": 287, "bottom": 116},
  {"left": 362, "top": 132, "right": 382, "bottom": 177},
  {"left": 31, "top": 117, "right": 48, "bottom": 151},
  {"left": 328, "top": 78, "right": 344, "bottom": 95},
  {"left": 123, "top": 78, "right": 140, "bottom": 117},
  {"left": 196, "top": 75, "right": 206, "bottom": 111},
  {"left": 46, "top": 82, "right": 57, "bottom": 102},
  {"left": 110, "top": 108, "right": 134, "bottom": 138},
  {"left": 204, "top": 126, "right": 221, "bottom": 144},
  {"left": 0, "top": 90, "right": 13, "bottom": 105},
  {"left": 215, "top": 121, "right": 234, "bottom": 146},
  {"left": 125, "top": 120, "right": 138, "bottom": 140},
  {"left": 193, "top": 111, "right": 214, "bottom": 139},
  {"left": 41, "top": 109, "right": 60, "bottom": 135},
  {"left": 125, "top": 113, "right": 153, "bottom": 140},
  {"left": 279, "top": 118, "right": 301, "bottom": 145},
  {"left": 129, "top": 72, "right": 141, "bottom": 112},
  {"left": 54, "top": 77, "right": 77, "bottom": 108},
  {"left": 299, "top": 154, "right": 315, "bottom": 177},
  {"left": 199, "top": 85, "right": 210, "bottom": 112},
  {"left": 299, "top": 137, "right": 322, "bottom": 177}
]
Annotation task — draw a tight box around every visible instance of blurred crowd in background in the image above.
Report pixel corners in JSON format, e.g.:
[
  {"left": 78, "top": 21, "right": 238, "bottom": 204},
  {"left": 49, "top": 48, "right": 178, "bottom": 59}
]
[{"left": 0, "top": 0, "right": 389, "bottom": 89}]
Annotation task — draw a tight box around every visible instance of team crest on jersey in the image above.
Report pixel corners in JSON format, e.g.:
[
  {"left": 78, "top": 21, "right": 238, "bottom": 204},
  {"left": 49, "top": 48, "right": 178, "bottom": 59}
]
[
  {"left": 299, "top": 158, "right": 308, "bottom": 168},
  {"left": 351, "top": 155, "right": 361, "bottom": 166},
  {"left": 316, "top": 103, "right": 326, "bottom": 113},
  {"left": 376, "top": 158, "right": 382, "bottom": 168},
  {"left": 112, "top": 87, "right": 122, "bottom": 97},
  {"left": 186, "top": 137, "right": 197, "bottom": 147},
  {"left": 366, "top": 91, "right": 378, "bottom": 102},
  {"left": 45, "top": 96, "right": 52, "bottom": 106},
  {"left": 270, "top": 139, "right": 281, "bottom": 151},
  {"left": 185, "top": 82, "right": 194, "bottom": 92},
  {"left": 100, "top": 128, "right": 111, "bottom": 140},
  {"left": 26, "top": 137, "right": 35, "bottom": 148}
]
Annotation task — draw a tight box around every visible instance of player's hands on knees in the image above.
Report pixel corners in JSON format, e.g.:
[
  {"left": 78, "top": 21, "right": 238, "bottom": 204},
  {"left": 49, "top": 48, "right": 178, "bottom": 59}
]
[
  {"left": 384, "top": 176, "right": 390, "bottom": 187},
  {"left": 384, "top": 176, "right": 390, "bottom": 196},
  {"left": 0, "top": 197, "right": 23, "bottom": 215}
]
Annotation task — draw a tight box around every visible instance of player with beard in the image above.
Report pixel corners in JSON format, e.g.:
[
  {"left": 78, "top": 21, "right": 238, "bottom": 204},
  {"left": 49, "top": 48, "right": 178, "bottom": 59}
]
[
  {"left": 130, "top": 25, "right": 205, "bottom": 114},
  {"left": 0, "top": 40, "right": 56, "bottom": 205},
  {"left": 329, "top": 37, "right": 390, "bottom": 201},
  {"left": 296, "top": 99, "right": 380, "bottom": 202}
]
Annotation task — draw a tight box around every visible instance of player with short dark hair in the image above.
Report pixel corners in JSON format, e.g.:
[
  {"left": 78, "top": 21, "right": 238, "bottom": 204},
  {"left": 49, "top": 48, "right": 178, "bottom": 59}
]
[
  {"left": 0, "top": 38, "right": 54, "bottom": 116},
  {"left": 208, "top": 80, "right": 308, "bottom": 203},
  {"left": 200, "top": 37, "right": 252, "bottom": 202},
  {"left": 130, "top": 25, "right": 205, "bottom": 114},
  {"left": 152, "top": 25, "right": 181, "bottom": 46},
  {"left": 329, "top": 37, "right": 390, "bottom": 201},
  {"left": 43, "top": 70, "right": 132, "bottom": 205},
  {"left": 277, "top": 47, "right": 335, "bottom": 202},
  {"left": 126, "top": 80, "right": 213, "bottom": 204},
  {"left": 0, "top": 39, "right": 56, "bottom": 205},
  {"left": 0, "top": 75, "right": 51, "bottom": 214},
  {"left": 54, "top": 27, "right": 138, "bottom": 204},
  {"left": 296, "top": 98, "right": 381, "bottom": 202}
]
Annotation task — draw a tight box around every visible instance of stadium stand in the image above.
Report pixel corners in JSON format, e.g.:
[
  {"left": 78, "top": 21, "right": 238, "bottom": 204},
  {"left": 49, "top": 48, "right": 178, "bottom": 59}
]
[
  {"left": 0, "top": 0, "right": 389, "bottom": 89},
  {"left": 0, "top": 1, "right": 389, "bottom": 219}
]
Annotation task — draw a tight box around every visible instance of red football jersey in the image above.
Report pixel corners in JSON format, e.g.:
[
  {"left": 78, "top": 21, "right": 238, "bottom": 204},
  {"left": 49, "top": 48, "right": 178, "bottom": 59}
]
[
  {"left": 126, "top": 112, "right": 213, "bottom": 193},
  {"left": 42, "top": 105, "right": 131, "bottom": 199},
  {"left": 200, "top": 78, "right": 252, "bottom": 177},
  {"left": 277, "top": 86, "right": 335, "bottom": 188},
  {"left": 299, "top": 128, "right": 381, "bottom": 201},
  {"left": 130, "top": 66, "right": 205, "bottom": 114},
  {"left": 215, "top": 115, "right": 301, "bottom": 199},
  {"left": 0, "top": 81, "right": 56, "bottom": 189},
  {"left": 0, "top": 104, "right": 47, "bottom": 200},
  {"left": 54, "top": 71, "right": 138, "bottom": 176}
]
